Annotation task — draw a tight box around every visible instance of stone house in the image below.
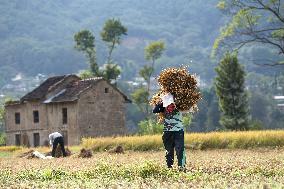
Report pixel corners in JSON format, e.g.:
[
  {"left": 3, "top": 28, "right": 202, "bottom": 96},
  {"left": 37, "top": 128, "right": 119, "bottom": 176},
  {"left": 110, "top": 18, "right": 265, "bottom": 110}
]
[{"left": 4, "top": 75, "right": 131, "bottom": 146}]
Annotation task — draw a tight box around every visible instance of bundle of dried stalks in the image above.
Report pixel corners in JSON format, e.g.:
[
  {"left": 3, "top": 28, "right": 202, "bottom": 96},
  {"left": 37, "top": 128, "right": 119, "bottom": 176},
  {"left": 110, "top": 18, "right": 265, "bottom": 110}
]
[
  {"left": 150, "top": 67, "right": 201, "bottom": 122},
  {"left": 78, "top": 148, "right": 93, "bottom": 158}
]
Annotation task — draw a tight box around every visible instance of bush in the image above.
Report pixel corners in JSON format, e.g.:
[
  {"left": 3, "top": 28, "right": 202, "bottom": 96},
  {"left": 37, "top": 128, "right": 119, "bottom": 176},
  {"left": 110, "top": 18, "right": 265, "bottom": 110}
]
[
  {"left": 249, "top": 120, "right": 263, "bottom": 130},
  {"left": 0, "top": 133, "right": 6, "bottom": 146},
  {"left": 138, "top": 119, "right": 163, "bottom": 135}
]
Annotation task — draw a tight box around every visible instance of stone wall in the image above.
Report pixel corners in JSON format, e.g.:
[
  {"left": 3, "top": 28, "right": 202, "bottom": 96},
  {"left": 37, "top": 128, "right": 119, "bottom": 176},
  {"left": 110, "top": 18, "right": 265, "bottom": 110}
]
[
  {"left": 5, "top": 101, "right": 79, "bottom": 146},
  {"left": 45, "top": 102, "right": 79, "bottom": 145},
  {"left": 5, "top": 102, "right": 49, "bottom": 146},
  {"left": 78, "top": 80, "right": 126, "bottom": 138}
]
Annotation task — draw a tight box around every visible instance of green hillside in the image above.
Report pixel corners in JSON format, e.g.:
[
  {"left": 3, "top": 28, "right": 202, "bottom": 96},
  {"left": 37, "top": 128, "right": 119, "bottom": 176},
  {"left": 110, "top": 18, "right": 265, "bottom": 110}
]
[{"left": 0, "top": 0, "right": 225, "bottom": 84}]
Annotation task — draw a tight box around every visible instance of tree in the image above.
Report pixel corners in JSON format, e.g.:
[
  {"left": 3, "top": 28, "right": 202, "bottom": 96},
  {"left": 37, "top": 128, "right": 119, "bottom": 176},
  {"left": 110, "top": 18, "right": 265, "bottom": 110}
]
[
  {"left": 101, "top": 18, "right": 127, "bottom": 64},
  {"left": 142, "top": 41, "right": 165, "bottom": 114},
  {"left": 213, "top": 0, "right": 284, "bottom": 66},
  {"left": 100, "top": 18, "right": 127, "bottom": 82},
  {"left": 131, "top": 88, "right": 149, "bottom": 115},
  {"left": 215, "top": 53, "right": 250, "bottom": 130},
  {"left": 78, "top": 70, "right": 93, "bottom": 79},
  {"left": 74, "top": 30, "right": 99, "bottom": 75},
  {"left": 205, "top": 88, "right": 222, "bottom": 131},
  {"left": 101, "top": 64, "right": 121, "bottom": 82}
]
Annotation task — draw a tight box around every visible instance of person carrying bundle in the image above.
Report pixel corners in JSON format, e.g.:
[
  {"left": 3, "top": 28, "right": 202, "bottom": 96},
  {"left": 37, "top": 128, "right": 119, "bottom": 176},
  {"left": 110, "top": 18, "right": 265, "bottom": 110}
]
[
  {"left": 151, "top": 67, "right": 201, "bottom": 171},
  {"left": 153, "top": 92, "right": 186, "bottom": 170}
]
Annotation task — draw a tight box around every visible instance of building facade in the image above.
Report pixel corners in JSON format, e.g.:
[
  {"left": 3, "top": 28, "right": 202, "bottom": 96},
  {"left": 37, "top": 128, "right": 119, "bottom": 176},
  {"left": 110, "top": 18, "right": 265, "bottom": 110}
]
[{"left": 4, "top": 75, "right": 131, "bottom": 146}]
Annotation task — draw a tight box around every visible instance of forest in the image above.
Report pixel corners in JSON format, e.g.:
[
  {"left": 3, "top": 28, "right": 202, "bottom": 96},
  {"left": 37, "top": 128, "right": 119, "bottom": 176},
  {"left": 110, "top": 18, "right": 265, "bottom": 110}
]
[{"left": 0, "top": 0, "right": 283, "bottom": 134}]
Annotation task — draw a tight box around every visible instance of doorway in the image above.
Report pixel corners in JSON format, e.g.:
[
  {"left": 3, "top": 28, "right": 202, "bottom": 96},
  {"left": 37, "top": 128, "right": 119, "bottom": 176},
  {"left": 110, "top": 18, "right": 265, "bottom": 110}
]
[{"left": 33, "top": 133, "right": 40, "bottom": 147}]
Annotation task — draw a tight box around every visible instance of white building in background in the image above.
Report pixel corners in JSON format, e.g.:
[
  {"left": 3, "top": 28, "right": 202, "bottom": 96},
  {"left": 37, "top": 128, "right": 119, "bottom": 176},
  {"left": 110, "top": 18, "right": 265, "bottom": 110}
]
[{"left": 274, "top": 96, "right": 284, "bottom": 111}]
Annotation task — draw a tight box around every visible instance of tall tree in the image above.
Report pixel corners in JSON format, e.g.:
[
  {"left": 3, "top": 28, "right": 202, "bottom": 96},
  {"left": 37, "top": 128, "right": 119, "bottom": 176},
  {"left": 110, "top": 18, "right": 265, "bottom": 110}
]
[
  {"left": 101, "top": 18, "right": 127, "bottom": 82},
  {"left": 101, "top": 18, "right": 127, "bottom": 64},
  {"left": 215, "top": 53, "right": 250, "bottom": 130},
  {"left": 142, "top": 40, "right": 165, "bottom": 115},
  {"left": 74, "top": 30, "right": 99, "bottom": 75},
  {"left": 213, "top": 0, "right": 284, "bottom": 66}
]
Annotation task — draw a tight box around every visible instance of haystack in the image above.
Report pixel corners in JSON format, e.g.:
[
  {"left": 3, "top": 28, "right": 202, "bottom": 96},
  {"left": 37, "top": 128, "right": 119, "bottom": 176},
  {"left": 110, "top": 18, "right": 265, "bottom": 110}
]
[
  {"left": 78, "top": 148, "right": 93, "bottom": 158},
  {"left": 109, "top": 145, "right": 124, "bottom": 154},
  {"left": 18, "top": 150, "right": 35, "bottom": 158}
]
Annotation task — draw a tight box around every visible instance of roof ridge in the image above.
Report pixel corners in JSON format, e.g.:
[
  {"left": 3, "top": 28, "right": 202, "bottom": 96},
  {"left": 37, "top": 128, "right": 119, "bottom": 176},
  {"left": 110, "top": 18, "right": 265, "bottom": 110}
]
[{"left": 81, "top": 77, "right": 103, "bottom": 82}]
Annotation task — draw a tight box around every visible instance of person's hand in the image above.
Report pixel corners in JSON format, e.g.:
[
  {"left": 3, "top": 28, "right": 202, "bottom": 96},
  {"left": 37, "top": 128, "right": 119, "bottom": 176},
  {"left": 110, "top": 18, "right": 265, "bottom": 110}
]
[{"left": 166, "top": 103, "right": 176, "bottom": 113}]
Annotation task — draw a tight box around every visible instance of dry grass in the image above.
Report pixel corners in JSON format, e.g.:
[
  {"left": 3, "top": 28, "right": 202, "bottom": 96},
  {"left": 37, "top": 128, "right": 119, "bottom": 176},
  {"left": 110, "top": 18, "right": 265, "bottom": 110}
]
[
  {"left": 0, "top": 146, "right": 23, "bottom": 152},
  {"left": 0, "top": 149, "right": 284, "bottom": 188},
  {"left": 82, "top": 130, "right": 284, "bottom": 151}
]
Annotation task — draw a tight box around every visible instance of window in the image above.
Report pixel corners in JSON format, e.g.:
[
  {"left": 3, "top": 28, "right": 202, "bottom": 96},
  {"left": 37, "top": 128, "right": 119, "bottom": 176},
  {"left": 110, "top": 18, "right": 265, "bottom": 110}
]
[
  {"left": 15, "top": 134, "right": 21, "bottom": 146},
  {"left": 62, "top": 108, "right": 67, "bottom": 124},
  {"left": 105, "top": 88, "right": 109, "bottom": 93},
  {"left": 15, "top": 112, "right": 20, "bottom": 124},
  {"left": 33, "top": 110, "right": 39, "bottom": 123}
]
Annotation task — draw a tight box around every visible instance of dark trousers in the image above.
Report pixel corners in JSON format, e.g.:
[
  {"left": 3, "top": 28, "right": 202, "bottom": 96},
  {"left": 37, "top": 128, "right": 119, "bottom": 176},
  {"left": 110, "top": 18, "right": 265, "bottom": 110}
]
[
  {"left": 162, "top": 130, "right": 186, "bottom": 168},
  {"left": 52, "top": 136, "right": 67, "bottom": 157}
]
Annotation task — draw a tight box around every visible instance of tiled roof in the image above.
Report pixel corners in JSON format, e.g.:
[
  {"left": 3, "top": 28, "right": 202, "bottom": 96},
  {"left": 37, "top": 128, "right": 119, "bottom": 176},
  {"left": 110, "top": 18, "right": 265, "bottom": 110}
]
[
  {"left": 49, "top": 78, "right": 101, "bottom": 102},
  {"left": 20, "top": 75, "right": 79, "bottom": 102},
  {"left": 19, "top": 75, "right": 131, "bottom": 104}
]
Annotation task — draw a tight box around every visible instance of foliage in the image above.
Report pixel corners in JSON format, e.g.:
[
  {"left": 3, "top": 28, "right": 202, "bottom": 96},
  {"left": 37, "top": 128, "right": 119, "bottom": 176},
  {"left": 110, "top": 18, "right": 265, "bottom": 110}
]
[
  {"left": 215, "top": 53, "right": 250, "bottom": 130},
  {"left": 78, "top": 70, "right": 94, "bottom": 79},
  {"left": 0, "top": 133, "right": 6, "bottom": 146},
  {"left": 249, "top": 120, "right": 263, "bottom": 130},
  {"left": 213, "top": 0, "right": 284, "bottom": 66},
  {"left": 190, "top": 88, "right": 222, "bottom": 132},
  {"left": 1, "top": 0, "right": 279, "bottom": 86},
  {"left": 145, "top": 41, "right": 166, "bottom": 63},
  {"left": 131, "top": 88, "right": 149, "bottom": 114},
  {"left": 133, "top": 40, "right": 166, "bottom": 117},
  {"left": 138, "top": 119, "right": 163, "bottom": 135},
  {"left": 139, "top": 65, "right": 154, "bottom": 82},
  {"left": 101, "top": 63, "right": 121, "bottom": 82},
  {"left": 144, "top": 41, "right": 165, "bottom": 87},
  {"left": 182, "top": 114, "right": 192, "bottom": 129},
  {"left": 74, "top": 30, "right": 99, "bottom": 75},
  {"left": 74, "top": 30, "right": 95, "bottom": 51},
  {"left": 101, "top": 18, "right": 127, "bottom": 63},
  {"left": 100, "top": 18, "right": 127, "bottom": 82}
]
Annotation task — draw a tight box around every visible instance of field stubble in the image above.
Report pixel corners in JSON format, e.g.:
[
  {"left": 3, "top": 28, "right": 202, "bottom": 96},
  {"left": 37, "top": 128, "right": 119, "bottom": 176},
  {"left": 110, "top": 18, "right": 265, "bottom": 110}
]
[{"left": 0, "top": 149, "right": 284, "bottom": 188}]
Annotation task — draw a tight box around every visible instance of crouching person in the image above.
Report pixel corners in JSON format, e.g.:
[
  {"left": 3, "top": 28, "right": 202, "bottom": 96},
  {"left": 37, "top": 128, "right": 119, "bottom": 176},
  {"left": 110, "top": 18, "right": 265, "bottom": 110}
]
[{"left": 49, "top": 132, "right": 67, "bottom": 157}]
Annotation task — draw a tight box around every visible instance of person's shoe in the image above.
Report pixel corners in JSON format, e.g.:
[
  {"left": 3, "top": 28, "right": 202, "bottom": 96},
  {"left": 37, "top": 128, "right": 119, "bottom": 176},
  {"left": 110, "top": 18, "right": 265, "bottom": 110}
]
[{"left": 178, "top": 166, "right": 187, "bottom": 172}]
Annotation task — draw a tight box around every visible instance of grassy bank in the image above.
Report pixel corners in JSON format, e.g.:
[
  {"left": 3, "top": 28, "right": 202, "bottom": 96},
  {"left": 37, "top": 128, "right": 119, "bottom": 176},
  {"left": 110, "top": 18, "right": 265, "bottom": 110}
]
[{"left": 82, "top": 130, "right": 284, "bottom": 151}]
